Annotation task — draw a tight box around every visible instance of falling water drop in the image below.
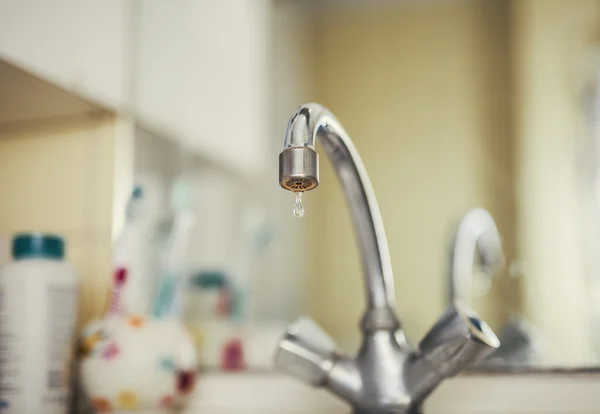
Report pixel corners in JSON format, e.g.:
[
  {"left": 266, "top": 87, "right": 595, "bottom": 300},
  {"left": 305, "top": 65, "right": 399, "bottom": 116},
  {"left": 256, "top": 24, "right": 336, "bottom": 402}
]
[{"left": 293, "top": 192, "right": 305, "bottom": 218}]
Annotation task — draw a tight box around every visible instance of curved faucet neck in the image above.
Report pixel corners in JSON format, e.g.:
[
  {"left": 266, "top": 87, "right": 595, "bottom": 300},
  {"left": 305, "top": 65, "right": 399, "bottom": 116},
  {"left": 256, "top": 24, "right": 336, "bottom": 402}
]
[
  {"left": 448, "top": 208, "right": 504, "bottom": 305},
  {"left": 284, "top": 104, "right": 398, "bottom": 327}
]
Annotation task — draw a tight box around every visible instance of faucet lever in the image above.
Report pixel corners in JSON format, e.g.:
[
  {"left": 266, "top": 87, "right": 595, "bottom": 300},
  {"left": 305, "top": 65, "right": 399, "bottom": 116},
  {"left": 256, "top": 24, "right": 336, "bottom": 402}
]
[
  {"left": 274, "top": 317, "right": 338, "bottom": 386},
  {"left": 418, "top": 303, "right": 500, "bottom": 377},
  {"left": 404, "top": 304, "right": 500, "bottom": 403}
]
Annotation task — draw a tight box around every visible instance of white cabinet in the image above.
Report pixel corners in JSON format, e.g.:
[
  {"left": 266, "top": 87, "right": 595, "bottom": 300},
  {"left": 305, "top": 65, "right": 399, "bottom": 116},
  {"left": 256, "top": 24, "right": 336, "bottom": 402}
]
[
  {"left": 0, "top": 0, "right": 271, "bottom": 171},
  {"left": 0, "top": 0, "right": 130, "bottom": 110},
  {"left": 136, "top": 0, "right": 270, "bottom": 173}
]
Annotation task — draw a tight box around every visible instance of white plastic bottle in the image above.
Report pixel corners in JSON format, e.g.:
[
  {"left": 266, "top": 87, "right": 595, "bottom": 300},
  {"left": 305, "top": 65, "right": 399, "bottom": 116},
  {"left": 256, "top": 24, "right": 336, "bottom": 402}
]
[{"left": 0, "top": 234, "right": 79, "bottom": 414}]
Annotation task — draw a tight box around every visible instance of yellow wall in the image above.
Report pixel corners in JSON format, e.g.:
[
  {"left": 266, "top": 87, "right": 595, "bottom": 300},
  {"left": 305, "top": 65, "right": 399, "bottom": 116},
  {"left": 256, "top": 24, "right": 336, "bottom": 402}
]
[
  {"left": 0, "top": 115, "right": 117, "bottom": 328},
  {"left": 307, "top": 0, "right": 518, "bottom": 348}
]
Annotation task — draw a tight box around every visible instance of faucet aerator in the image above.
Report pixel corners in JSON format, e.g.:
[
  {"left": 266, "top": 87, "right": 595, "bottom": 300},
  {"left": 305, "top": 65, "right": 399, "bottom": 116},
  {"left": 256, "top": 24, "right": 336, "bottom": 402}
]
[{"left": 279, "top": 147, "right": 319, "bottom": 192}]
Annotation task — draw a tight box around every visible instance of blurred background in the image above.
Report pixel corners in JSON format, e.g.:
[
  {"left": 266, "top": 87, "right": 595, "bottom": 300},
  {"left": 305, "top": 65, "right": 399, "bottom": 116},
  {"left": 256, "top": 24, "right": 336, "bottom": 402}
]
[{"left": 1, "top": 0, "right": 600, "bottom": 371}]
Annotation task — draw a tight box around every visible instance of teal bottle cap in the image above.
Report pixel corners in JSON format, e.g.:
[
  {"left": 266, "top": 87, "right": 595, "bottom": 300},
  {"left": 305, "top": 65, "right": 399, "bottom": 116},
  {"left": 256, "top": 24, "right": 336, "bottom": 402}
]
[
  {"left": 191, "top": 270, "right": 228, "bottom": 289},
  {"left": 12, "top": 233, "right": 65, "bottom": 260}
]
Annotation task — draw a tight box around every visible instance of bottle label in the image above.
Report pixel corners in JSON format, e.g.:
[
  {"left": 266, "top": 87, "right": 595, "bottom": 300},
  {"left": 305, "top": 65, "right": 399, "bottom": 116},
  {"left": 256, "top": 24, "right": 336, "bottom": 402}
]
[
  {"left": 43, "top": 285, "right": 77, "bottom": 413},
  {"left": 0, "top": 277, "right": 77, "bottom": 414},
  {"left": 0, "top": 286, "right": 26, "bottom": 413}
]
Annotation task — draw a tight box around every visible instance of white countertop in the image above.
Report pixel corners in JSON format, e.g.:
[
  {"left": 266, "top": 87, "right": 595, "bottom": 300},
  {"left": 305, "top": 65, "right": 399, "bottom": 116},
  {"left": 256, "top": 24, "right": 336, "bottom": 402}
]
[{"left": 186, "top": 371, "right": 600, "bottom": 414}]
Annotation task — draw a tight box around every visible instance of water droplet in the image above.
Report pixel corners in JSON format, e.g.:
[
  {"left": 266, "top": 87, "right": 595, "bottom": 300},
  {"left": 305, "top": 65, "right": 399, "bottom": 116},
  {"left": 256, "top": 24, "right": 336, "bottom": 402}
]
[{"left": 293, "top": 192, "right": 305, "bottom": 218}]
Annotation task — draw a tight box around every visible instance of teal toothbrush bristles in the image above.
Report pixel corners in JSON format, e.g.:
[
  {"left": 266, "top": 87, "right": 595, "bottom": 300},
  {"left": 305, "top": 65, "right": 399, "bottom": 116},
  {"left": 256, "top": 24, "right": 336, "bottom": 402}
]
[
  {"left": 132, "top": 185, "right": 143, "bottom": 199},
  {"left": 125, "top": 185, "right": 144, "bottom": 219}
]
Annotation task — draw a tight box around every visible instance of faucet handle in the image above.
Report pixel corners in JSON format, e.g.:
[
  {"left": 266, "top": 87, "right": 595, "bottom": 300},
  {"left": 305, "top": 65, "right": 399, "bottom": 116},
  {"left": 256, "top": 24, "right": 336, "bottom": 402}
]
[
  {"left": 418, "top": 303, "right": 500, "bottom": 377},
  {"left": 288, "top": 316, "right": 337, "bottom": 351},
  {"left": 274, "top": 316, "right": 337, "bottom": 386}
]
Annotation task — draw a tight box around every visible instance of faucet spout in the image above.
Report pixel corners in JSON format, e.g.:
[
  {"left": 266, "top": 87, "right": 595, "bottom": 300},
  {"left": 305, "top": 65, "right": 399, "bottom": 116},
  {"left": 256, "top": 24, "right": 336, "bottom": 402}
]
[{"left": 279, "top": 103, "right": 397, "bottom": 328}]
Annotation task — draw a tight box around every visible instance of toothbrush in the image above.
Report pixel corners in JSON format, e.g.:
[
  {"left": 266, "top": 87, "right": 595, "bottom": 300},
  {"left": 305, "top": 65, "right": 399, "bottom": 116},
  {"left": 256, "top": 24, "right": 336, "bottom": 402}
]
[
  {"left": 108, "top": 186, "right": 143, "bottom": 316},
  {"left": 152, "top": 180, "right": 196, "bottom": 318},
  {"left": 228, "top": 205, "right": 273, "bottom": 323},
  {"left": 218, "top": 206, "right": 273, "bottom": 371},
  {"left": 123, "top": 175, "right": 165, "bottom": 315},
  {"left": 110, "top": 176, "right": 165, "bottom": 316}
]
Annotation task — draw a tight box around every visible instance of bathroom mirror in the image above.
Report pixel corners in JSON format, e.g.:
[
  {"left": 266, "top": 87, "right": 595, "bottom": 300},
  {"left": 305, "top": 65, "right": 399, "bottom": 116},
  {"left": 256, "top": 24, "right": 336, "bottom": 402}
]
[
  {"left": 127, "top": 0, "right": 600, "bottom": 373},
  {"left": 268, "top": 0, "right": 600, "bottom": 371}
]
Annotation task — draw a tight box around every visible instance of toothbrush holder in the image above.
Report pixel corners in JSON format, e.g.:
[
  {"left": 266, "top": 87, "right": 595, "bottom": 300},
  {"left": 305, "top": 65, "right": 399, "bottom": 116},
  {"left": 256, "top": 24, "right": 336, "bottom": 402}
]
[{"left": 79, "top": 315, "right": 198, "bottom": 413}]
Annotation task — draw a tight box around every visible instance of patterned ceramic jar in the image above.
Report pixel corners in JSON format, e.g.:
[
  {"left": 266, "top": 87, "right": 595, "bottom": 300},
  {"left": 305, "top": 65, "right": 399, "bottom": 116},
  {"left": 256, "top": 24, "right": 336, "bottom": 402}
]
[{"left": 80, "top": 315, "right": 198, "bottom": 413}]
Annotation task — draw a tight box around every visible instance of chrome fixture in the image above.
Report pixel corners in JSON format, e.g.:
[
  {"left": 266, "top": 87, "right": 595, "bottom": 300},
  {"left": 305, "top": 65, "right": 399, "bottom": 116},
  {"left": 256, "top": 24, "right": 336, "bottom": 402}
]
[
  {"left": 275, "top": 103, "right": 500, "bottom": 414},
  {"left": 447, "top": 208, "right": 505, "bottom": 306},
  {"left": 447, "top": 209, "right": 540, "bottom": 366}
]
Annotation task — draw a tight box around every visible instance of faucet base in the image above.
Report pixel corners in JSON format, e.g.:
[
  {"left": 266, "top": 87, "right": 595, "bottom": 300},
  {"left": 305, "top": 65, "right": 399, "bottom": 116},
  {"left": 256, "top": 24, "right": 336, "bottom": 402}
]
[{"left": 353, "top": 407, "right": 422, "bottom": 414}]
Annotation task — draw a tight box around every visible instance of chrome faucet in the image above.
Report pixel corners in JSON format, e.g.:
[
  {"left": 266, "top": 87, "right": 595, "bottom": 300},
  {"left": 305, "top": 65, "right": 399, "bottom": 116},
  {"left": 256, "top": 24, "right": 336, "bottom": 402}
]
[
  {"left": 446, "top": 209, "right": 541, "bottom": 366},
  {"left": 275, "top": 103, "right": 500, "bottom": 414},
  {"left": 447, "top": 208, "right": 505, "bottom": 306}
]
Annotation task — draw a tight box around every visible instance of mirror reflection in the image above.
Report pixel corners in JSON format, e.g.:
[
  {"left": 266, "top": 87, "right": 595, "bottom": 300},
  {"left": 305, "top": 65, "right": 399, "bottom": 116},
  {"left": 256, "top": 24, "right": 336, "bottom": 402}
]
[{"left": 273, "top": 0, "right": 600, "bottom": 370}]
